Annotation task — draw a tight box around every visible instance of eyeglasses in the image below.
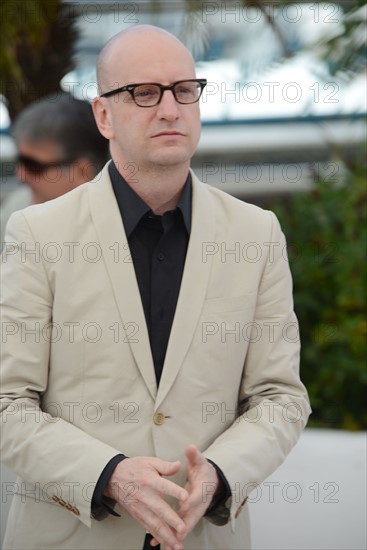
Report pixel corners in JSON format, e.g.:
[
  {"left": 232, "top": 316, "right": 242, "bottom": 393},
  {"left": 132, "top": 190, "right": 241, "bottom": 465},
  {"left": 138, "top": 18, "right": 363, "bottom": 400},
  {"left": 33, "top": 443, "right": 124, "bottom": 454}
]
[
  {"left": 17, "top": 154, "right": 76, "bottom": 173},
  {"left": 100, "top": 79, "right": 207, "bottom": 107}
]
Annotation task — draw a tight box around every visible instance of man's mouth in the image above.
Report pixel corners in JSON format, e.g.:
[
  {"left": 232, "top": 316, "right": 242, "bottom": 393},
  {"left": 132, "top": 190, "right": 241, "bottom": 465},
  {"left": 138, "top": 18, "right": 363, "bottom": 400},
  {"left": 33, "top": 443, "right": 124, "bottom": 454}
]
[{"left": 152, "top": 131, "right": 185, "bottom": 137}]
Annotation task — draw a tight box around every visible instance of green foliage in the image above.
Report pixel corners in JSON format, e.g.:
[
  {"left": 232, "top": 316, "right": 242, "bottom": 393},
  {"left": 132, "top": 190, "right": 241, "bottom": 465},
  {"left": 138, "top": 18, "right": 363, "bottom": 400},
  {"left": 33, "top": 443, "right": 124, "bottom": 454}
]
[
  {"left": 0, "top": 1, "right": 58, "bottom": 71},
  {"left": 321, "top": 2, "right": 366, "bottom": 75},
  {"left": 0, "top": 0, "right": 77, "bottom": 119},
  {"left": 267, "top": 158, "right": 367, "bottom": 430}
]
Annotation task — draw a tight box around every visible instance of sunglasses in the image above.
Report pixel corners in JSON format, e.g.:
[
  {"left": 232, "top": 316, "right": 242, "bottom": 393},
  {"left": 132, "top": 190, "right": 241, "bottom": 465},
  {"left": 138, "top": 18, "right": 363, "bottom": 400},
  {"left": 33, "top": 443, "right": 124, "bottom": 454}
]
[{"left": 17, "top": 154, "right": 76, "bottom": 173}]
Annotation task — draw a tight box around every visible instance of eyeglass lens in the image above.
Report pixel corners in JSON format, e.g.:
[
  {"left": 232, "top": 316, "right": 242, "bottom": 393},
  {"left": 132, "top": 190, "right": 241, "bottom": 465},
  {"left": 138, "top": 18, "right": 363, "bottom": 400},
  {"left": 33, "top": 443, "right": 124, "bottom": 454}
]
[{"left": 133, "top": 81, "right": 202, "bottom": 106}]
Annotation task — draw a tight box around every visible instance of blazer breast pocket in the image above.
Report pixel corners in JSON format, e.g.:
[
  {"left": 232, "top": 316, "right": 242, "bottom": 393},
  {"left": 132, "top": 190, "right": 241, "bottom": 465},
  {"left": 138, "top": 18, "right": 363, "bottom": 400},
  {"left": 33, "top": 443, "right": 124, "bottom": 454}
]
[{"left": 197, "top": 293, "right": 256, "bottom": 360}]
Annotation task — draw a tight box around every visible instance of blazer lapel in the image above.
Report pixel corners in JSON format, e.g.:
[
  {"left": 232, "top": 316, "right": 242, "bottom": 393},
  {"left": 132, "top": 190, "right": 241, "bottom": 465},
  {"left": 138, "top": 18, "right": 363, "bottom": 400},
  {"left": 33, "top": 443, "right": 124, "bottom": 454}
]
[
  {"left": 155, "top": 172, "right": 216, "bottom": 409},
  {"left": 87, "top": 165, "right": 157, "bottom": 400}
]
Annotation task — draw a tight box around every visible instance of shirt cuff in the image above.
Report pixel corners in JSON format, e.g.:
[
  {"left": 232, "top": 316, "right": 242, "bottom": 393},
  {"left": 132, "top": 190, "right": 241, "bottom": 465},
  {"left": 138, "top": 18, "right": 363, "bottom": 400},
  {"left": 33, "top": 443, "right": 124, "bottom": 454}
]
[
  {"left": 204, "top": 459, "right": 232, "bottom": 526},
  {"left": 91, "top": 454, "right": 127, "bottom": 520}
]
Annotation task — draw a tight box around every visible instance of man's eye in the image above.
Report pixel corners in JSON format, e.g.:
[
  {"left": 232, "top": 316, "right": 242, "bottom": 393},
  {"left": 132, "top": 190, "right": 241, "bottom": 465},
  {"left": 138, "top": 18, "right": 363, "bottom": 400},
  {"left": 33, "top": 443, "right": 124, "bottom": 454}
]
[
  {"left": 135, "top": 87, "right": 158, "bottom": 98},
  {"left": 176, "top": 86, "right": 192, "bottom": 94}
]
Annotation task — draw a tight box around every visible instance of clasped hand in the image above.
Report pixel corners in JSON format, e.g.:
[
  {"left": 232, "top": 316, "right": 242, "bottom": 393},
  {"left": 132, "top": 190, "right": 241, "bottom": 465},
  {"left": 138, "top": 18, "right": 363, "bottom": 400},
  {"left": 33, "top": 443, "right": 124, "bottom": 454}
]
[{"left": 105, "top": 444, "right": 219, "bottom": 550}]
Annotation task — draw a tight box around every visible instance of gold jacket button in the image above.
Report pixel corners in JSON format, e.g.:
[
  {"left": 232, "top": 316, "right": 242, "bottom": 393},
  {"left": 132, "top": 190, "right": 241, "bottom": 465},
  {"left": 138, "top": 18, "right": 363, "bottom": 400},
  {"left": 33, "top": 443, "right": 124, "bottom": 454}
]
[{"left": 153, "top": 412, "right": 165, "bottom": 425}]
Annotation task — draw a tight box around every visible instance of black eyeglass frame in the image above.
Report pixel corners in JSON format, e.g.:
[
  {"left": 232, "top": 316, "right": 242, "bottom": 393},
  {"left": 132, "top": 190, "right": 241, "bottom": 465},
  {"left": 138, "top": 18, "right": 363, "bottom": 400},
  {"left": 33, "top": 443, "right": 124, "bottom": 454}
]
[
  {"left": 17, "top": 154, "right": 78, "bottom": 173},
  {"left": 100, "top": 79, "right": 207, "bottom": 106}
]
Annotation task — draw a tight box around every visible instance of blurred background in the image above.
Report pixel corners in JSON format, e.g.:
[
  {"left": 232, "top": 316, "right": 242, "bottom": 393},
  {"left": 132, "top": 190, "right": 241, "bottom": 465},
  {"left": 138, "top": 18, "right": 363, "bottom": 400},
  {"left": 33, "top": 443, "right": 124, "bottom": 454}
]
[{"left": 0, "top": 0, "right": 366, "bottom": 548}]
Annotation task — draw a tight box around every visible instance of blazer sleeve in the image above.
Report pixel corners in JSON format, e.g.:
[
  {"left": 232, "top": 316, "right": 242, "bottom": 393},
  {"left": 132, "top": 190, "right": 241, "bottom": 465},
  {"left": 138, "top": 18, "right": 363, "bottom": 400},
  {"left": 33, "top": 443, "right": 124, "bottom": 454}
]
[
  {"left": 0, "top": 211, "right": 122, "bottom": 528},
  {"left": 203, "top": 210, "right": 311, "bottom": 527}
]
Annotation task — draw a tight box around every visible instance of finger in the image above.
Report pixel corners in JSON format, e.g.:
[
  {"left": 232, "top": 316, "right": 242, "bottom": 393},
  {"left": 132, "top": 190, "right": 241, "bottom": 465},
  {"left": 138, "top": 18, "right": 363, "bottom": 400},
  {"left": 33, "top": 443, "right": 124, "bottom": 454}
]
[
  {"left": 178, "top": 491, "right": 200, "bottom": 515},
  {"left": 184, "top": 445, "right": 207, "bottom": 482},
  {"left": 148, "top": 520, "right": 183, "bottom": 550},
  {"left": 138, "top": 494, "right": 187, "bottom": 537},
  {"left": 153, "top": 475, "right": 188, "bottom": 503},
  {"left": 178, "top": 477, "right": 212, "bottom": 517},
  {"left": 151, "top": 458, "right": 182, "bottom": 477},
  {"left": 150, "top": 538, "right": 175, "bottom": 550},
  {"left": 185, "top": 444, "right": 204, "bottom": 467},
  {"left": 135, "top": 505, "right": 184, "bottom": 550},
  {"left": 178, "top": 498, "right": 207, "bottom": 535},
  {"left": 150, "top": 525, "right": 188, "bottom": 550},
  {"left": 149, "top": 526, "right": 182, "bottom": 550}
]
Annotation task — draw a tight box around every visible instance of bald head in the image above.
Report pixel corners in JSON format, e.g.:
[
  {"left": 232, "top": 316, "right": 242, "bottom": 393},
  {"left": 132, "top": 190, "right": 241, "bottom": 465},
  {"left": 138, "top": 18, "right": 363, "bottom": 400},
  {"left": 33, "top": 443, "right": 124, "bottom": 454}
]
[{"left": 96, "top": 25, "right": 196, "bottom": 94}]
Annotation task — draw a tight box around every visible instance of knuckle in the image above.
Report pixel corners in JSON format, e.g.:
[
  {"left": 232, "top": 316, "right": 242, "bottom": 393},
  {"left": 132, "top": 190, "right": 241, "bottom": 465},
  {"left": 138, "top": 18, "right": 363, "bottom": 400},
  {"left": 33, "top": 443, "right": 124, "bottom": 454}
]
[
  {"left": 138, "top": 477, "right": 148, "bottom": 489},
  {"left": 153, "top": 521, "right": 165, "bottom": 539},
  {"left": 140, "top": 473, "right": 151, "bottom": 487}
]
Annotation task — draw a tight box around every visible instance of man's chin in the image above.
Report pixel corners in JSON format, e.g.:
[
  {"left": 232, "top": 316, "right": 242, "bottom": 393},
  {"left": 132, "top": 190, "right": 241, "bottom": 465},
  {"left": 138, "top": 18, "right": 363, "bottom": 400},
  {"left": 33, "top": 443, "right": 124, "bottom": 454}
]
[{"left": 149, "top": 149, "right": 192, "bottom": 168}]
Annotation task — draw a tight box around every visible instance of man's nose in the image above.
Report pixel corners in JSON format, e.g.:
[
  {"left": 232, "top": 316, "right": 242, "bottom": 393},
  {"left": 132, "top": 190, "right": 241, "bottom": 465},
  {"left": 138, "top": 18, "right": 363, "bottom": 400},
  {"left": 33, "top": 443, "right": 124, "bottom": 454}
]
[{"left": 156, "top": 89, "right": 180, "bottom": 121}]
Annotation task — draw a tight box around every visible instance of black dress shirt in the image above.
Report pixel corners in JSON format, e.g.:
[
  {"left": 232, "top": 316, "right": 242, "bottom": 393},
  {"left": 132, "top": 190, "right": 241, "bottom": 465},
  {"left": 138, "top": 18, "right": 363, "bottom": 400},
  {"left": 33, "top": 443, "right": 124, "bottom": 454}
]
[
  {"left": 110, "top": 160, "right": 192, "bottom": 384},
  {"left": 92, "top": 161, "right": 230, "bottom": 532}
]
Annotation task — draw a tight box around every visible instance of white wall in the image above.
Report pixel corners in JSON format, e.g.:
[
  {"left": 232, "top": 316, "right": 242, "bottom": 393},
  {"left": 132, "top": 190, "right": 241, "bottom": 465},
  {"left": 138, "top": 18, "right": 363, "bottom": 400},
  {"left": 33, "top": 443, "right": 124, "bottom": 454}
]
[{"left": 250, "top": 429, "right": 366, "bottom": 550}]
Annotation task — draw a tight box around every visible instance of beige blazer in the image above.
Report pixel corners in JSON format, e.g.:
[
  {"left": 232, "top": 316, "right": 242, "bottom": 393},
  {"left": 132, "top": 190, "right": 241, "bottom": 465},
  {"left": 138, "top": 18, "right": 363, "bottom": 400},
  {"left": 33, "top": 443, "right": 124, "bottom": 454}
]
[{"left": 1, "top": 165, "right": 310, "bottom": 549}]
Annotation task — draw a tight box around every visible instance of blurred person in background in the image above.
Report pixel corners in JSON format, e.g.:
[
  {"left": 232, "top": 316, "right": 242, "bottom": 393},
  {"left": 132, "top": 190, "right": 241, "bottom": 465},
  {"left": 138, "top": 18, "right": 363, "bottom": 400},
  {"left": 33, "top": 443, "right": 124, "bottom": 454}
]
[{"left": 0, "top": 93, "right": 109, "bottom": 243}]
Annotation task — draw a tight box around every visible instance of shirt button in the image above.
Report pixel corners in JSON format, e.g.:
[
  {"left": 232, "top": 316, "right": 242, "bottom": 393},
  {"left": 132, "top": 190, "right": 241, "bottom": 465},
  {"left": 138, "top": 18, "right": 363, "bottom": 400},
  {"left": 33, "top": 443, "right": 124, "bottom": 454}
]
[
  {"left": 157, "top": 252, "right": 165, "bottom": 261},
  {"left": 153, "top": 412, "right": 165, "bottom": 425}
]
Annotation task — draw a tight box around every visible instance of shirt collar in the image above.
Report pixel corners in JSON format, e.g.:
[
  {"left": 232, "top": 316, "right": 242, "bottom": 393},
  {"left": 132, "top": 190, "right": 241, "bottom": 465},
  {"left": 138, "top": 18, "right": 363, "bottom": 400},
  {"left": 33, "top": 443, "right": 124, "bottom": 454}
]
[{"left": 109, "top": 160, "right": 192, "bottom": 237}]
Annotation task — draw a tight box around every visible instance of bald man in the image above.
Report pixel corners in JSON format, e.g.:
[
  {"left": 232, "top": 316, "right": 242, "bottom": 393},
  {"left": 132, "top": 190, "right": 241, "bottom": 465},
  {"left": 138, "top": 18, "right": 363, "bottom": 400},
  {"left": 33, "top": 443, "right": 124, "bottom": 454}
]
[{"left": 1, "top": 26, "right": 310, "bottom": 550}]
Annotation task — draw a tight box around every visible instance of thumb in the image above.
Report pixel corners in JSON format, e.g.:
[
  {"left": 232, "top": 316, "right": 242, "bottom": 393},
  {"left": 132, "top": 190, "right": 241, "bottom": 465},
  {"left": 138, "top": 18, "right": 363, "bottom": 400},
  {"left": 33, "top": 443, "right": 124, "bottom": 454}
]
[{"left": 185, "top": 444, "right": 204, "bottom": 467}]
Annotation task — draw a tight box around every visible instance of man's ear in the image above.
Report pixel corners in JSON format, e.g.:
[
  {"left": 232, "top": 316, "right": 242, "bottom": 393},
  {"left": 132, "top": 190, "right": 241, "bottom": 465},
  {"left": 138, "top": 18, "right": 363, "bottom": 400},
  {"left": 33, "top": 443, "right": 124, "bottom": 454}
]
[{"left": 92, "top": 97, "right": 114, "bottom": 139}]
